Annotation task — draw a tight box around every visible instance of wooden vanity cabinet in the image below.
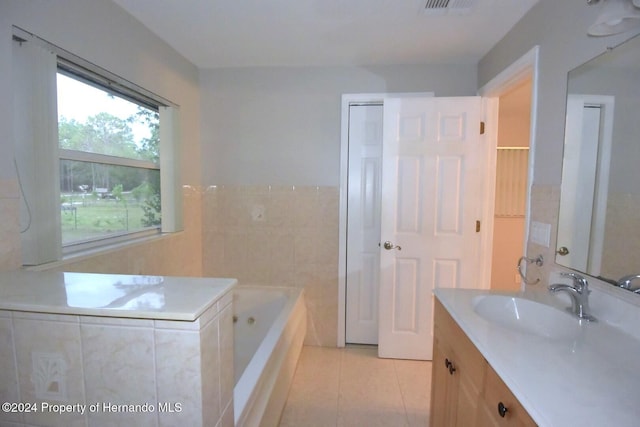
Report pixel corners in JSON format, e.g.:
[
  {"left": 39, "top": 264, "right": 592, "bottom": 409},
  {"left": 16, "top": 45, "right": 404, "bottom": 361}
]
[
  {"left": 431, "top": 298, "right": 487, "bottom": 426},
  {"left": 431, "top": 299, "right": 537, "bottom": 427},
  {"left": 476, "top": 367, "right": 536, "bottom": 427}
]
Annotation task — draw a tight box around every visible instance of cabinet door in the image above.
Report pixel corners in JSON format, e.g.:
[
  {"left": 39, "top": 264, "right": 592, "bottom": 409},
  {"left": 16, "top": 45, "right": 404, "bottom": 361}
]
[
  {"left": 455, "top": 370, "right": 482, "bottom": 427},
  {"left": 432, "top": 299, "right": 486, "bottom": 427},
  {"left": 432, "top": 298, "right": 537, "bottom": 427},
  {"left": 430, "top": 331, "right": 458, "bottom": 426},
  {"left": 477, "top": 365, "right": 537, "bottom": 427}
]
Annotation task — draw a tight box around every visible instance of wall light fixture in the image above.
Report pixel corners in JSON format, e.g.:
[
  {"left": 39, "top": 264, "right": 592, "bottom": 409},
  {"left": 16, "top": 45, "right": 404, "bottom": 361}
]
[{"left": 588, "top": 0, "right": 640, "bottom": 36}]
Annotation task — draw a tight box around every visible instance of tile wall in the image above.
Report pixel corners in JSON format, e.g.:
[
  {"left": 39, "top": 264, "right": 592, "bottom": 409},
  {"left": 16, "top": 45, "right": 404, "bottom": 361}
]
[
  {"left": 0, "top": 291, "right": 234, "bottom": 427},
  {"left": 524, "top": 184, "right": 561, "bottom": 287},
  {"left": 202, "top": 185, "right": 339, "bottom": 347},
  {"left": 602, "top": 192, "right": 640, "bottom": 279},
  {"left": 527, "top": 184, "right": 640, "bottom": 285}
]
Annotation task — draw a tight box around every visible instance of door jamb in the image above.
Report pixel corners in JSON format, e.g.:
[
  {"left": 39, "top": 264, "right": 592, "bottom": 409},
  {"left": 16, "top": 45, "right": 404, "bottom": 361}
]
[
  {"left": 338, "top": 92, "right": 433, "bottom": 347},
  {"left": 477, "top": 45, "right": 540, "bottom": 291}
]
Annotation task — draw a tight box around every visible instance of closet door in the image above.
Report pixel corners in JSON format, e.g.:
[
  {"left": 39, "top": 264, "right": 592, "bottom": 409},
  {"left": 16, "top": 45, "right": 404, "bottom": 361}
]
[{"left": 345, "top": 104, "right": 383, "bottom": 344}]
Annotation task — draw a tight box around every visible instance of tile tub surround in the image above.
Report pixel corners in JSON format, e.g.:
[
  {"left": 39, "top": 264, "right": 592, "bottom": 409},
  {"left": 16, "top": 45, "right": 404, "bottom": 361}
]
[
  {"left": 435, "top": 287, "right": 640, "bottom": 427},
  {"left": 203, "top": 185, "right": 339, "bottom": 347},
  {"left": 0, "top": 271, "right": 236, "bottom": 427}
]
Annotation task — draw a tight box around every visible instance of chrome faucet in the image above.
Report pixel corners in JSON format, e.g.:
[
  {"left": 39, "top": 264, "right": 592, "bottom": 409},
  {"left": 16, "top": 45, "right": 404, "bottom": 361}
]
[
  {"left": 616, "top": 274, "right": 640, "bottom": 293},
  {"left": 548, "top": 272, "right": 596, "bottom": 321}
]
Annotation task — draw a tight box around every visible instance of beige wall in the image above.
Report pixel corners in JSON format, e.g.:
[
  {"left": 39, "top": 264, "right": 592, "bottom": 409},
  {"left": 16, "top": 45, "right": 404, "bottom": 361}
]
[{"left": 0, "top": 0, "right": 203, "bottom": 277}]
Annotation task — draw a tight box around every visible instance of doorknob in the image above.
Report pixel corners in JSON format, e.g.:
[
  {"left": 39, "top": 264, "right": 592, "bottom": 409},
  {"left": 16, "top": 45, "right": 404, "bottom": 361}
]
[{"left": 383, "top": 241, "right": 402, "bottom": 251}]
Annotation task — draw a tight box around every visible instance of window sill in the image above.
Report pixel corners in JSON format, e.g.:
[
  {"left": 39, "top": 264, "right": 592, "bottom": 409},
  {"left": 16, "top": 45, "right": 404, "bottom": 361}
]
[{"left": 25, "top": 231, "right": 181, "bottom": 272}]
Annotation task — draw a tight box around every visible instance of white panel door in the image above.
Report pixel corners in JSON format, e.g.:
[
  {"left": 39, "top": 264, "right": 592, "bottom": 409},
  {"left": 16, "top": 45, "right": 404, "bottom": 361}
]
[
  {"left": 346, "top": 104, "right": 383, "bottom": 344},
  {"left": 378, "top": 97, "right": 485, "bottom": 360}
]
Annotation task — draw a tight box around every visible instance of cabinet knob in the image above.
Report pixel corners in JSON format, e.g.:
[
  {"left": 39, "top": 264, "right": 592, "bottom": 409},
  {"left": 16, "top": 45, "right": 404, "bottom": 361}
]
[
  {"left": 497, "top": 402, "right": 508, "bottom": 418},
  {"left": 444, "top": 358, "right": 456, "bottom": 375}
]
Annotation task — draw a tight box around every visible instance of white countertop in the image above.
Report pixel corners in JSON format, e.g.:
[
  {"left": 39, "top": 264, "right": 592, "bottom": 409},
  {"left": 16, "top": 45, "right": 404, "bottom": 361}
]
[
  {"left": 435, "top": 288, "right": 640, "bottom": 427},
  {"left": 0, "top": 270, "right": 236, "bottom": 321}
]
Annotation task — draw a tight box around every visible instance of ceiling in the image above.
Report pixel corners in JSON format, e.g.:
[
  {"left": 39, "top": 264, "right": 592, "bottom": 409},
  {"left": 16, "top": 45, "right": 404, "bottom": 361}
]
[{"left": 113, "top": 0, "right": 539, "bottom": 69}]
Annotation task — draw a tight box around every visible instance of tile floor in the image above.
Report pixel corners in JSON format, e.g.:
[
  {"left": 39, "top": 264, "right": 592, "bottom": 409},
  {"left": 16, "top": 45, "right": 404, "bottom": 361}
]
[{"left": 279, "top": 345, "right": 432, "bottom": 427}]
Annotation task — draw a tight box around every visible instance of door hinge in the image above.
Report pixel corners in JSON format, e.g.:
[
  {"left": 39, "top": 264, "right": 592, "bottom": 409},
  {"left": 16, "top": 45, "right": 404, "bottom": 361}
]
[
  {"left": 476, "top": 220, "right": 481, "bottom": 233},
  {"left": 480, "top": 121, "right": 485, "bottom": 135}
]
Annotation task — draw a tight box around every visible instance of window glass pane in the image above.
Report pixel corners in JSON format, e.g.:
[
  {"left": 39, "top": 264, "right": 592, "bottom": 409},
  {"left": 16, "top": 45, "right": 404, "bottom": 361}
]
[
  {"left": 57, "top": 73, "right": 159, "bottom": 163},
  {"left": 60, "top": 160, "right": 161, "bottom": 245}
]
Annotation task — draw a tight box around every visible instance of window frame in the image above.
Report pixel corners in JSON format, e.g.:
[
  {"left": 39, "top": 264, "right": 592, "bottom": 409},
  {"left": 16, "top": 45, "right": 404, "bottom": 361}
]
[
  {"left": 57, "top": 61, "right": 163, "bottom": 253},
  {"left": 13, "top": 26, "right": 183, "bottom": 265}
]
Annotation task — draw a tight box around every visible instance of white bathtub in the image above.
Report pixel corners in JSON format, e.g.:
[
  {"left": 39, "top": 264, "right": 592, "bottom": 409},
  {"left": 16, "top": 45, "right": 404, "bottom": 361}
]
[{"left": 233, "top": 287, "right": 307, "bottom": 427}]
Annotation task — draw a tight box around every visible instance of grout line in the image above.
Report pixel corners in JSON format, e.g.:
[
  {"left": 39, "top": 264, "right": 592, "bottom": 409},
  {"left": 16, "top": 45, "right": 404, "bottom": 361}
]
[
  {"left": 284, "top": 346, "right": 433, "bottom": 427},
  {"left": 392, "top": 359, "right": 412, "bottom": 427}
]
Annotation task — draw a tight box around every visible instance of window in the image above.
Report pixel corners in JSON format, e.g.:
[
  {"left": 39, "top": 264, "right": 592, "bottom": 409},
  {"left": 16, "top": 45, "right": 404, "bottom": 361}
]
[
  {"left": 57, "top": 71, "right": 161, "bottom": 248},
  {"left": 12, "top": 28, "right": 182, "bottom": 265}
]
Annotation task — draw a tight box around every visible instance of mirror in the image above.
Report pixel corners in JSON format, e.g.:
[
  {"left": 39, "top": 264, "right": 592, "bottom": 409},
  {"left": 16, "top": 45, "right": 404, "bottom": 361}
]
[{"left": 557, "top": 33, "right": 640, "bottom": 287}]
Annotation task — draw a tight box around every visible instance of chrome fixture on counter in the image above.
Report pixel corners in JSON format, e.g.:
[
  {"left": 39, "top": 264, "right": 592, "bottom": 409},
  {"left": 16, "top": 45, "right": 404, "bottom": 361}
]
[
  {"left": 549, "top": 272, "right": 597, "bottom": 321},
  {"left": 616, "top": 274, "right": 640, "bottom": 293}
]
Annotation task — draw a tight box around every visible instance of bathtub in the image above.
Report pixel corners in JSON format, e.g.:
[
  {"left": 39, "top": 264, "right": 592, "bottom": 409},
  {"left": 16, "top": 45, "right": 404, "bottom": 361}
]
[{"left": 233, "top": 287, "right": 307, "bottom": 427}]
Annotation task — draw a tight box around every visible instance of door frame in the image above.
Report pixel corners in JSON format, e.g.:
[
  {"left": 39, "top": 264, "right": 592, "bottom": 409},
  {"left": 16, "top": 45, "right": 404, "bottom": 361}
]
[
  {"left": 477, "top": 45, "right": 540, "bottom": 290},
  {"left": 339, "top": 91, "right": 455, "bottom": 348}
]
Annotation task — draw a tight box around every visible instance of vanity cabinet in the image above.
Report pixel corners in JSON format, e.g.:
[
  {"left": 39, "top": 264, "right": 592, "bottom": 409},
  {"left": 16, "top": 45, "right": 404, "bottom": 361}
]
[
  {"left": 431, "top": 298, "right": 486, "bottom": 426},
  {"left": 476, "top": 366, "right": 536, "bottom": 427},
  {"left": 431, "top": 299, "right": 537, "bottom": 427}
]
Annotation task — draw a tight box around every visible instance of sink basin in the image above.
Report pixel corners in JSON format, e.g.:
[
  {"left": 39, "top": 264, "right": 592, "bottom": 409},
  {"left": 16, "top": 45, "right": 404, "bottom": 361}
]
[{"left": 473, "top": 295, "right": 582, "bottom": 340}]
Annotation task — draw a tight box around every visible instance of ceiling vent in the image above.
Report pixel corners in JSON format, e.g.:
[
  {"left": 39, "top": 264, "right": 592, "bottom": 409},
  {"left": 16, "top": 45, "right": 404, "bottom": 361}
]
[{"left": 421, "top": 0, "right": 476, "bottom": 15}]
